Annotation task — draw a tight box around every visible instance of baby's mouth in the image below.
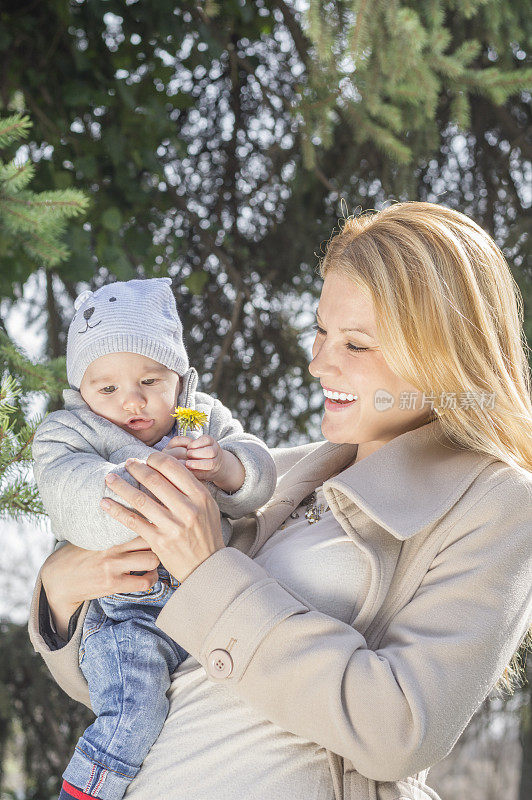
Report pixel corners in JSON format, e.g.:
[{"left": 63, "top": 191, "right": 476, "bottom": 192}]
[{"left": 126, "top": 418, "right": 154, "bottom": 430}]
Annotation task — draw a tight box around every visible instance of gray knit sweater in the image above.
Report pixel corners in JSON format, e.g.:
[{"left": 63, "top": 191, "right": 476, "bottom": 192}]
[{"left": 32, "top": 367, "right": 276, "bottom": 549}]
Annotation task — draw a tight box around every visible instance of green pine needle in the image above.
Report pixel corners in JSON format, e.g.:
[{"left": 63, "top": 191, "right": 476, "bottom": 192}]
[
  {"left": 0, "top": 113, "right": 31, "bottom": 148},
  {"left": 0, "top": 113, "right": 89, "bottom": 269}
]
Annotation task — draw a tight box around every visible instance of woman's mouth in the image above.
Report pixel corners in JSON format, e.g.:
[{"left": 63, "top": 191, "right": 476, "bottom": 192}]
[
  {"left": 126, "top": 418, "right": 154, "bottom": 430},
  {"left": 323, "top": 387, "right": 358, "bottom": 412}
]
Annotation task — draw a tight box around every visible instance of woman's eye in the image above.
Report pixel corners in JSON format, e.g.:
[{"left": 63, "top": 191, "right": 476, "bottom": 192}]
[{"left": 312, "top": 323, "right": 368, "bottom": 353}]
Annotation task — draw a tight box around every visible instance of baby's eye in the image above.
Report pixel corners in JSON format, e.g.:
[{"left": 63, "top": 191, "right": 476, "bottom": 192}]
[{"left": 100, "top": 379, "right": 157, "bottom": 394}]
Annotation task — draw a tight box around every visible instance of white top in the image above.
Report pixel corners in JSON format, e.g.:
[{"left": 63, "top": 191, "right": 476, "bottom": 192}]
[{"left": 125, "top": 486, "right": 370, "bottom": 800}]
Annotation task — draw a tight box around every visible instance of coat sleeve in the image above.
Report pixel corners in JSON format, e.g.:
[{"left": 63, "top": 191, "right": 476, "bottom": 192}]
[
  {"left": 29, "top": 581, "right": 93, "bottom": 709},
  {"left": 25, "top": 498, "right": 262, "bottom": 707},
  {"left": 202, "top": 395, "right": 277, "bottom": 518},
  {"left": 152, "top": 474, "right": 532, "bottom": 782},
  {"left": 32, "top": 412, "right": 160, "bottom": 550}
]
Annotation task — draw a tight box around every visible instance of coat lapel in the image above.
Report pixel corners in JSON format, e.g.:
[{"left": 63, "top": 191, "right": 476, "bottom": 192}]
[
  {"left": 324, "top": 420, "right": 496, "bottom": 636},
  {"left": 254, "top": 419, "right": 495, "bottom": 555},
  {"left": 246, "top": 420, "right": 497, "bottom": 628},
  {"left": 323, "top": 418, "right": 497, "bottom": 540}
]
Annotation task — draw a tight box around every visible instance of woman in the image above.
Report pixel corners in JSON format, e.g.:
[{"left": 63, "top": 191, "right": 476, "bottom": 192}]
[{"left": 29, "top": 202, "right": 532, "bottom": 800}]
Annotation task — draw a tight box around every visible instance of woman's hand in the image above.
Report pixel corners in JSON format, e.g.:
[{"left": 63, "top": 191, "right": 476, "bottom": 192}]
[
  {"left": 100, "top": 451, "right": 226, "bottom": 582},
  {"left": 41, "top": 538, "right": 161, "bottom": 639}
]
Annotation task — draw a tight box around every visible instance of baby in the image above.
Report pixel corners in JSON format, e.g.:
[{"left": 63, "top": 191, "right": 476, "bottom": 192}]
[{"left": 32, "top": 277, "right": 276, "bottom": 800}]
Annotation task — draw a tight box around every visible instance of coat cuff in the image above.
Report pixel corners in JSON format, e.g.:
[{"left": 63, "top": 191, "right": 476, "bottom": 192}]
[
  {"left": 38, "top": 584, "right": 83, "bottom": 649},
  {"left": 155, "top": 547, "right": 309, "bottom": 682}
]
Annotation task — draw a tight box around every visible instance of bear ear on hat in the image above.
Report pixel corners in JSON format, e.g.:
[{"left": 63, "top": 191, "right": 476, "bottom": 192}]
[{"left": 74, "top": 289, "right": 94, "bottom": 311}]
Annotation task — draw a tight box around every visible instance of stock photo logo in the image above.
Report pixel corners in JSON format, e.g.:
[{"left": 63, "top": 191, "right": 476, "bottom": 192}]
[
  {"left": 373, "top": 389, "right": 395, "bottom": 411},
  {"left": 373, "top": 389, "right": 497, "bottom": 413}
]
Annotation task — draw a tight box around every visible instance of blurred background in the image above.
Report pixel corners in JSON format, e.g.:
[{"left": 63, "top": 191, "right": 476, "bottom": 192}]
[{"left": 0, "top": 1, "right": 530, "bottom": 798}]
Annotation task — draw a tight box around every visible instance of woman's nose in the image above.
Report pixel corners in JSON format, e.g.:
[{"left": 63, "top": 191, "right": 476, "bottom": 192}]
[{"left": 308, "top": 341, "right": 339, "bottom": 379}]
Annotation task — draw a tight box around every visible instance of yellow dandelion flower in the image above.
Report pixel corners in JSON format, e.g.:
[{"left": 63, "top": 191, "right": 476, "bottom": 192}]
[{"left": 171, "top": 406, "right": 209, "bottom": 435}]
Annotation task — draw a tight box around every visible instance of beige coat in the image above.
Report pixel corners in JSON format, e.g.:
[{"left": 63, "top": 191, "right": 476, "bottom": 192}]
[{"left": 28, "top": 419, "right": 532, "bottom": 800}]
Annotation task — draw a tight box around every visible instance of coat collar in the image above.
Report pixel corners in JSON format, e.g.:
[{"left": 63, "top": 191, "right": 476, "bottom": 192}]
[{"left": 323, "top": 418, "right": 497, "bottom": 540}]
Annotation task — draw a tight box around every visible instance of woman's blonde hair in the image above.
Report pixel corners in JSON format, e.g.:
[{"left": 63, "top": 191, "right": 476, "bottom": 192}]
[{"left": 319, "top": 201, "right": 532, "bottom": 695}]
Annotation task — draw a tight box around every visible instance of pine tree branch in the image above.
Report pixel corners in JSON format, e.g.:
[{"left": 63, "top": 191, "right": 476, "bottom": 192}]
[
  {"left": 0, "top": 200, "right": 67, "bottom": 261},
  {"left": 61, "top": 277, "right": 82, "bottom": 304},
  {"left": 272, "top": 0, "right": 311, "bottom": 66},
  {"left": 0, "top": 162, "right": 29, "bottom": 188},
  {"left": 0, "top": 198, "right": 38, "bottom": 227},
  {"left": 0, "top": 114, "right": 31, "bottom": 145},
  {"left": 6, "top": 194, "right": 87, "bottom": 211},
  {"left": 490, "top": 104, "right": 532, "bottom": 161},
  {"left": 350, "top": 0, "right": 369, "bottom": 57},
  {"left": 314, "top": 164, "right": 336, "bottom": 192},
  {"left": 1, "top": 432, "right": 35, "bottom": 471},
  {"left": 22, "top": 89, "right": 62, "bottom": 138},
  {"left": 235, "top": 51, "right": 292, "bottom": 114}
]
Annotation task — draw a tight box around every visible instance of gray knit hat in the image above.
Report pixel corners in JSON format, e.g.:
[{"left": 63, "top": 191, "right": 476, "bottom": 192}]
[{"left": 66, "top": 277, "right": 189, "bottom": 390}]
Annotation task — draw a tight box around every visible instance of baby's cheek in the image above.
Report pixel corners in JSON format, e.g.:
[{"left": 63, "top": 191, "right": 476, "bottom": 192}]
[{"left": 160, "top": 417, "right": 176, "bottom": 438}]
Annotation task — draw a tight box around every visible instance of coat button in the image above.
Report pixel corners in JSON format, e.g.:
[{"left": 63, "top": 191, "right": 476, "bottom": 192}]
[{"left": 207, "top": 649, "right": 233, "bottom": 678}]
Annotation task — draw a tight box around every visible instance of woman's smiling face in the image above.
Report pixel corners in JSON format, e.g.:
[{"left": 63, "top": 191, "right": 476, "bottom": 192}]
[{"left": 308, "top": 271, "right": 436, "bottom": 461}]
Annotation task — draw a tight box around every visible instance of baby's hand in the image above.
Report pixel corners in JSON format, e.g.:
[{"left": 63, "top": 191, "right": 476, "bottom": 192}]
[
  {"left": 161, "top": 435, "right": 193, "bottom": 463},
  {"left": 186, "top": 435, "right": 245, "bottom": 493},
  {"left": 184, "top": 434, "right": 225, "bottom": 479}
]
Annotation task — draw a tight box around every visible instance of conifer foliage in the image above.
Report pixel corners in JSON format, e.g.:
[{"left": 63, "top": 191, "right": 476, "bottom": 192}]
[
  {"left": 0, "top": 114, "right": 84, "bottom": 526},
  {"left": 0, "top": 112, "right": 87, "bottom": 796},
  {"left": 0, "top": 331, "right": 67, "bottom": 524},
  {"left": 0, "top": 114, "right": 89, "bottom": 268}
]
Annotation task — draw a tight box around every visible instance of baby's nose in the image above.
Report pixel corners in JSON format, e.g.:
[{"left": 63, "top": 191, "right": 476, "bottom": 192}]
[{"left": 124, "top": 390, "right": 147, "bottom": 407}]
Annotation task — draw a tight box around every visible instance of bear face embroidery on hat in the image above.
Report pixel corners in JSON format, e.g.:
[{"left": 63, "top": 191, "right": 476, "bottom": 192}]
[
  {"left": 76, "top": 295, "right": 118, "bottom": 334},
  {"left": 66, "top": 277, "right": 189, "bottom": 390}
]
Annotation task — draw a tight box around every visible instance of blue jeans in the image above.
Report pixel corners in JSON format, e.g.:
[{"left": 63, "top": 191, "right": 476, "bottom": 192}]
[{"left": 62, "top": 567, "right": 189, "bottom": 799}]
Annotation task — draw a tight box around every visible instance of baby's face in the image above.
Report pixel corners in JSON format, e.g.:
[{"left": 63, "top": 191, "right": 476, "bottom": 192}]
[{"left": 79, "top": 352, "right": 181, "bottom": 446}]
